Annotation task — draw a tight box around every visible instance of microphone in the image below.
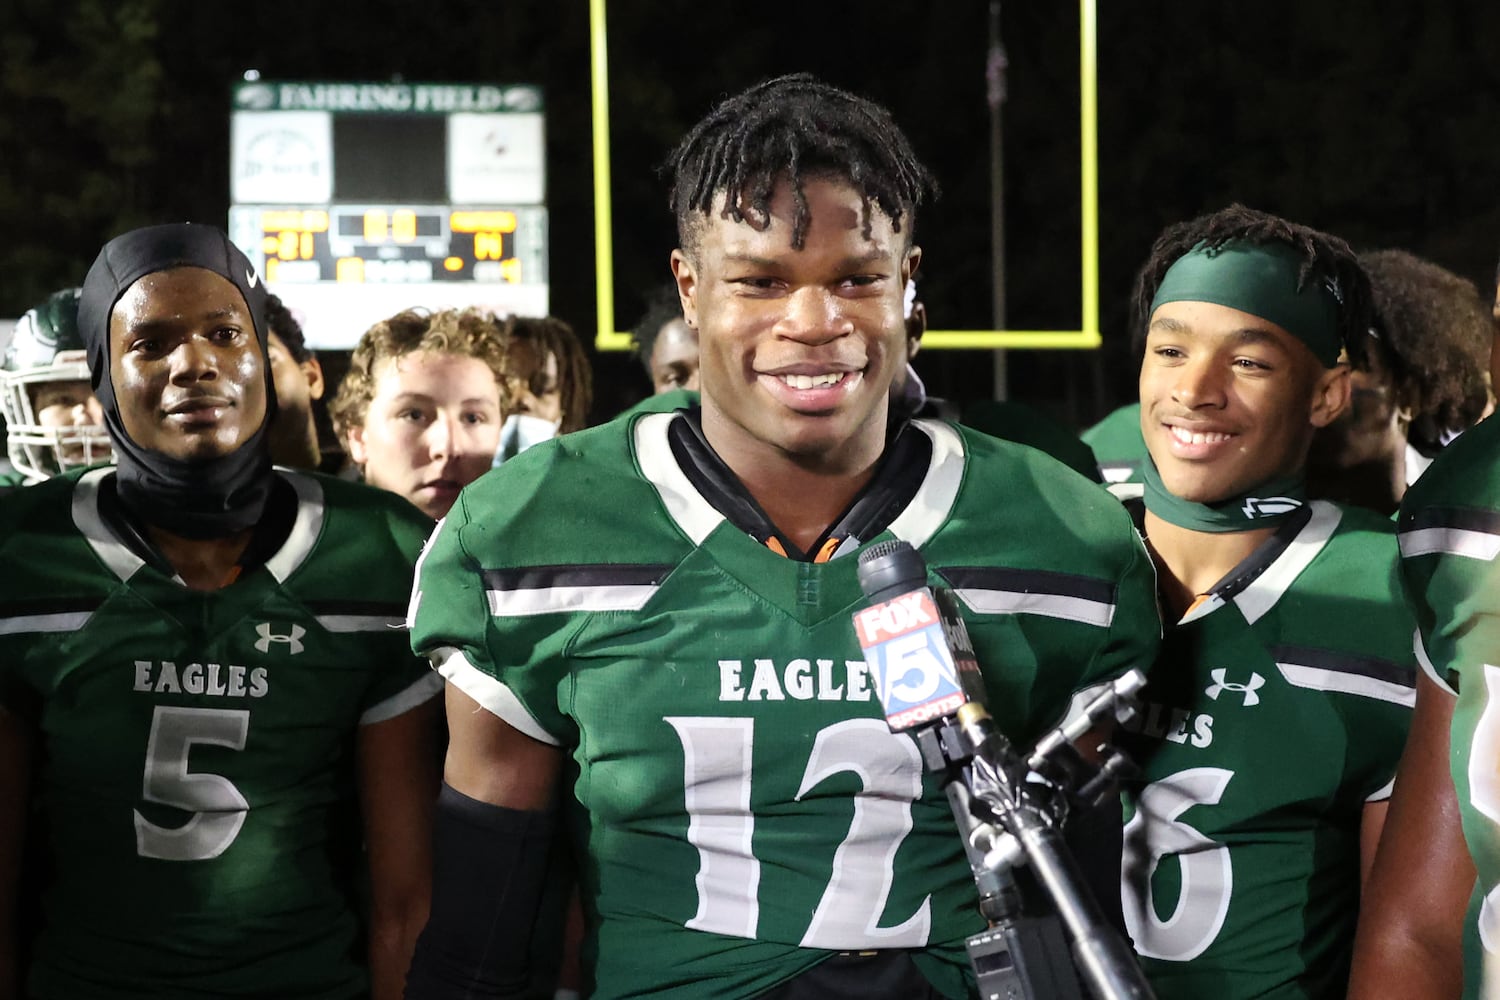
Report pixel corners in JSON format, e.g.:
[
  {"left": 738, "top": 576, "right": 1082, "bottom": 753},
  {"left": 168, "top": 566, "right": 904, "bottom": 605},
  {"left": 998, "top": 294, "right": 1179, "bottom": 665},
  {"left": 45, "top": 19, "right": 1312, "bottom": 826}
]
[
  {"left": 851, "top": 538, "right": 987, "bottom": 734},
  {"left": 852, "top": 539, "right": 1155, "bottom": 1000}
]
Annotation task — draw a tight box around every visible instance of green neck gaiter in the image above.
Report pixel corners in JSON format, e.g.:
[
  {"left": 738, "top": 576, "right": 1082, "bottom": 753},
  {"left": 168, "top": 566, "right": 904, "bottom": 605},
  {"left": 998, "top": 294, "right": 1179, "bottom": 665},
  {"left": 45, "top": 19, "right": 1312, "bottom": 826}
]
[{"left": 1141, "top": 455, "right": 1307, "bottom": 533}]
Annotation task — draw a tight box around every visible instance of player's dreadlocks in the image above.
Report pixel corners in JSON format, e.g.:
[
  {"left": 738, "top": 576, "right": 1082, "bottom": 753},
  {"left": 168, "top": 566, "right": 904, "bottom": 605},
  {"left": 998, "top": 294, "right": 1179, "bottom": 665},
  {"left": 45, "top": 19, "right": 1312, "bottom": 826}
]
[
  {"left": 1130, "top": 203, "right": 1374, "bottom": 371},
  {"left": 665, "top": 73, "right": 938, "bottom": 257},
  {"left": 1360, "top": 249, "right": 1492, "bottom": 449},
  {"left": 497, "top": 314, "right": 593, "bottom": 434}
]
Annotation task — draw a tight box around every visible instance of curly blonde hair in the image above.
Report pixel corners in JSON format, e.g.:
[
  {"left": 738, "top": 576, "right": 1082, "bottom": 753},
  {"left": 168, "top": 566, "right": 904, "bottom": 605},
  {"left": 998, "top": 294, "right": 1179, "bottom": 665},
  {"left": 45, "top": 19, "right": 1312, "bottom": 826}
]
[{"left": 329, "top": 308, "right": 511, "bottom": 448}]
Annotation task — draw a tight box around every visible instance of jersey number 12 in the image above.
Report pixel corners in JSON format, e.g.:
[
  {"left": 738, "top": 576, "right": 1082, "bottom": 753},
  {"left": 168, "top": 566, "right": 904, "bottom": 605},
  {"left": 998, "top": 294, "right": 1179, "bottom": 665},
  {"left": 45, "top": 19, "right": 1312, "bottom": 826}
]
[{"left": 666, "top": 715, "right": 932, "bottom": 948}]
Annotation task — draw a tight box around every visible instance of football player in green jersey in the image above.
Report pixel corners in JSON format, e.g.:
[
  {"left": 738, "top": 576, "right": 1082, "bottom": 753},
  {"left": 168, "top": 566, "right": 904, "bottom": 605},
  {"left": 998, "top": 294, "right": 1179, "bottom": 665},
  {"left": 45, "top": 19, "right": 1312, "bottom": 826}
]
[
  {"left": 0, "top": 223, "right": 441, "bottom": 1000},
  {"left": 1115, "top": 205, "right": 1418, "bottom": 1000},
  {"left": 1347, "top": 258, "right": 1500, "bottom": 1000},
  {"left": 404, "top": 73, "right": 1160, "bottom": 999}
]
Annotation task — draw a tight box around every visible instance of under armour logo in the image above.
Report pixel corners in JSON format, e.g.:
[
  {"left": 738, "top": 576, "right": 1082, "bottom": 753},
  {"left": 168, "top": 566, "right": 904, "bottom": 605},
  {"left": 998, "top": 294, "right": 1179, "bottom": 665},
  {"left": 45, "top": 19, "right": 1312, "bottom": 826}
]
[
  {"left": 254, "top": 622, "right": 305, "bottom": 655},
  {"left": 1241, "top": 496, "right": 1303, "bottom": 519},
  {"left": 1205, "top": 668, "right": 1265, "bottom": 707},
  {"left": 246, "top": 268, "right": 260, "bottom": 288}
]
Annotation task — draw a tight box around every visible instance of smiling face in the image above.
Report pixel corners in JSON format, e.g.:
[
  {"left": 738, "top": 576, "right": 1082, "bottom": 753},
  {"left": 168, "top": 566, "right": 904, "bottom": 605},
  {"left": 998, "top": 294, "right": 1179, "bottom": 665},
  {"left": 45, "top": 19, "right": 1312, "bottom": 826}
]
[
  {"left": 1139, "top": 299, "right": 1349, "bottom": 504},
  {"left": 108, "top": 267, "right": 268, "bottom": 462},
  {"left": 346, "top": 349, "right": 502, "bottom": 519},
  {"left": 671, "top": 174, "right": 919, "bottom": 474}
]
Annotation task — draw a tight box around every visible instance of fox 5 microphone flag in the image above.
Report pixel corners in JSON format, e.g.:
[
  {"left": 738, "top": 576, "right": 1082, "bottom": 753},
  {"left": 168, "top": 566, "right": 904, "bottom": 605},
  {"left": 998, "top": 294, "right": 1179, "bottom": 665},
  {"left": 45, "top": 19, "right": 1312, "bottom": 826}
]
[{"left": 853, "top": 588, "right": 972, "bottom": 731}]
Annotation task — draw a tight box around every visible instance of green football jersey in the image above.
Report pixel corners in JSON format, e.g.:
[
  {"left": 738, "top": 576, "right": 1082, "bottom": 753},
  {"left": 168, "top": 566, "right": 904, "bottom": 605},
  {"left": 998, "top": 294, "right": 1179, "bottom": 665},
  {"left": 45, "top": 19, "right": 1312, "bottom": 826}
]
[
  {"left": 1081, "top": 403, "right": 1146, "bottom": 487},
  {"left": 0, "top": 466, "right": 441, "bottom": 999},
  {"left": 1396, "top": 413, "right": 1500, "bottom": 1000},
  {"left": 1119, "top": 501, "right": 1415, "bottom": 1000},
  {"left": 409, "top": 411, "right": 1162, "bottom": 999}
]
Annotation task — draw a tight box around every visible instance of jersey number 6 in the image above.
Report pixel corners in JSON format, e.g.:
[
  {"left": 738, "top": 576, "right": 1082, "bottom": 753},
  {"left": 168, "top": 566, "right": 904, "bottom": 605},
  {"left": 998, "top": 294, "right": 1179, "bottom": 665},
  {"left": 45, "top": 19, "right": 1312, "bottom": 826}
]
[{"left": 1121, "top": 766, "right": 1234, "bottom": 962}]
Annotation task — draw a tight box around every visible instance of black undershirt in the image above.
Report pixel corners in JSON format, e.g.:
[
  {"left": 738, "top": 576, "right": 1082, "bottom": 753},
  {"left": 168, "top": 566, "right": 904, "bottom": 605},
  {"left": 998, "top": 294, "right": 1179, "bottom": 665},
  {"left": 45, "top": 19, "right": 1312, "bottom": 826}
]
[
  {"left": 667, "top": 408, "right": 932, "bottom": 561},
  {"left": 1128, "top": 497, "right": 1313, "bottom": 604},
  {"left": 96, "top": 471, "right": 299, "bottom": 583}
]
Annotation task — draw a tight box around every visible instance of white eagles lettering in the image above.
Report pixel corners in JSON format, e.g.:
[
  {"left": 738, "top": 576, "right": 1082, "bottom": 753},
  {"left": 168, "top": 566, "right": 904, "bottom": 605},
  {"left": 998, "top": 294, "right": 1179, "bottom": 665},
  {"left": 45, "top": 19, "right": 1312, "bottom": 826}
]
[
  {"left": 717, "top": 659, "right": 873, "bottom": 703},
  {"left": 747, "top": 660, "right": 784, "bottom": 701},
  {"left": 133, "top": 660, "right": 269, "bottom": 699},
  {"left": 816, "top": 659, "right": 844, "bottom": 700},
  {"left": 718, "top": 660, "right": 745, "bottom": 701},
  {"left": 1121, "top": 699, "right": 1214, "bottom": 749},
  {"left": 784, "top": 659, "right": 814, "bottom": 700}
]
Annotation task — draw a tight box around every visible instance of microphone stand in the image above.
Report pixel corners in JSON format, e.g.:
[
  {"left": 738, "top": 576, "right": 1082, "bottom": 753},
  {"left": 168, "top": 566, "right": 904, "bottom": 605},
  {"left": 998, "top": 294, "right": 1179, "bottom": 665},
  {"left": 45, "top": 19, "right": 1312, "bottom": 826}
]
[
  {"left": 850, "top": 539, "right": 1154, "bottom": 999},
  {"left": 916, "top": 670, "right": 1156, "bottom": 1000}
]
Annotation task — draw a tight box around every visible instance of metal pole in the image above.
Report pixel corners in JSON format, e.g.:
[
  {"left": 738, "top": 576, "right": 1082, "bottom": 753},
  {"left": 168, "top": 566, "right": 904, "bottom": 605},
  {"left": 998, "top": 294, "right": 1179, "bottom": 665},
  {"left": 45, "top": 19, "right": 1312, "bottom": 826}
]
[{"left": 988, "top": 2, "right": 1009, "bottom": 400}]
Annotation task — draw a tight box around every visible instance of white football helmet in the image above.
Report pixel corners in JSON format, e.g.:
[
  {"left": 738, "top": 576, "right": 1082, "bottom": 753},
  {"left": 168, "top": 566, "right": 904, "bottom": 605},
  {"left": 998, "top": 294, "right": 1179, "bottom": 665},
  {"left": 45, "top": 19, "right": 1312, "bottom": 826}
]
[{"left": 2, "top": 288, "right": 112, "bottom": 482}]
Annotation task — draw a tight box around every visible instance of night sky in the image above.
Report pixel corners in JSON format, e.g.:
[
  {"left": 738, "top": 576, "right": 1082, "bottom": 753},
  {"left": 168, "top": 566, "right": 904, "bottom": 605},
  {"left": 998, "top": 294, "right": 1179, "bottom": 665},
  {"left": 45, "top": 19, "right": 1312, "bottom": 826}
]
[{"left": 3, "top": 0, "right": 1497, "bottom": 424}]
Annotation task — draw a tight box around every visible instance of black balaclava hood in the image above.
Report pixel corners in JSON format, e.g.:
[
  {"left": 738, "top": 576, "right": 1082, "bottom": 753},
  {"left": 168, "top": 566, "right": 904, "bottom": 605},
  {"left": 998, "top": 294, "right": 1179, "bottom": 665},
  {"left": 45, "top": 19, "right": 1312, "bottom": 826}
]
[{"left": 77, "top": 223, "right": 279, "bottom": 540}]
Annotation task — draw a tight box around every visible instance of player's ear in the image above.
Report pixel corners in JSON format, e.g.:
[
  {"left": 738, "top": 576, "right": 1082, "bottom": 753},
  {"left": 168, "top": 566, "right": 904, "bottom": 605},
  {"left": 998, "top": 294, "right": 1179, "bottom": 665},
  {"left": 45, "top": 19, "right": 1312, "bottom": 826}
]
[
  {"left": 670, "top": 250, "right": 699, "bottom": 330},
  {"left": 302, "top": 357, "right": 325, "bottom": 402},
  {"left": 905, "top": 301, "right": 926, "bottom": 362},
  {"left": 346, "top": 422, "right": 369, "bottom": 466},
  {"left": 1308, "top": 362, "right": 1351, "bottom": 429}
]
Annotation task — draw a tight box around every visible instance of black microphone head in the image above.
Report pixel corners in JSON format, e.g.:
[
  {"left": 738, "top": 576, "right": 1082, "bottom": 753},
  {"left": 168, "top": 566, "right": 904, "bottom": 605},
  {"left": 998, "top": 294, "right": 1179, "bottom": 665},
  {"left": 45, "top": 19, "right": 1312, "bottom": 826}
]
[{"left": 857, "top": 539, "right": 929, "bottom": 601}]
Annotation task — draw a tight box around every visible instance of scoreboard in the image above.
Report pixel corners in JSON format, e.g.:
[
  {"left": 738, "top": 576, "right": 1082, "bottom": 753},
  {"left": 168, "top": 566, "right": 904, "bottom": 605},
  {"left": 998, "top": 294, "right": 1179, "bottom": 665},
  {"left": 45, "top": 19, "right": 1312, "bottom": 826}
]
[{"left": 228, "top": 80, "right": 548, "bottom": 349}]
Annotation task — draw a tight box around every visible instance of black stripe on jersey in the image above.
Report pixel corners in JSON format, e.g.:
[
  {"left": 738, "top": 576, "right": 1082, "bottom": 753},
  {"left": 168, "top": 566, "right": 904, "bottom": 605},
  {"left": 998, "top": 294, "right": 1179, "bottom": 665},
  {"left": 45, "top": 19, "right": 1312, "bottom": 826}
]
[
  {"left": 481, "top": 565, "right": 675, "bottom": 592},
  {"left": 1399, "top": 505, "right": 1500, "bottom": 536},
  {"left": 0, "top": 597, "right": 102, "bottom": 619},
  {"left": 1270, "top": 645, "right": 1414, "bottom": 689},
  {"left": 936, "top": 567, "right": 1117, "bottom": 604},
  {"left": 304, "top": 599, "right": 408, "bottom": 617}
]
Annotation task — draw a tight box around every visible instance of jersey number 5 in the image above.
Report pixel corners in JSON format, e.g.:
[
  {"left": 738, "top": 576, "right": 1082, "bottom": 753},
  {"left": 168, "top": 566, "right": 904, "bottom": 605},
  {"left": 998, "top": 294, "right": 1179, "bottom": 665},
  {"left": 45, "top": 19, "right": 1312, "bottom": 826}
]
[
  {"left": 666, "top": 716, "right": 932, "bottom": 948},
  {"left": 134, "top": 706, "right": 251, "bottom": 861}
]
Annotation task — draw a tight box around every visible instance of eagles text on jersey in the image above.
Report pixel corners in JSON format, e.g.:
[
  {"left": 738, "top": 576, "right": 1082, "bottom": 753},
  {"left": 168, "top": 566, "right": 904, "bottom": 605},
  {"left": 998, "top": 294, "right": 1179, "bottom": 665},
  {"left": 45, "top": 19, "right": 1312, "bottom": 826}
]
[
  {"left": 1120, "top": 500, "right": 1416, "bottom": 1000},
  {"left": 0, "top": 466, "right": 441, "bottom": 999},
  {"left": 408, "top": 410, "right": 1162, "bottom": 999}
]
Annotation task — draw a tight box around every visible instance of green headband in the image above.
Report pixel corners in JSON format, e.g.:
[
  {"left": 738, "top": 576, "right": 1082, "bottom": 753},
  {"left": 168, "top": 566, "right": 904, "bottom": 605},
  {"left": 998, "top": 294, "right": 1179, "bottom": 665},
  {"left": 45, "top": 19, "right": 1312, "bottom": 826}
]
[{"left": 1150, "top": 240, "right": 1344, "bottom": 367}]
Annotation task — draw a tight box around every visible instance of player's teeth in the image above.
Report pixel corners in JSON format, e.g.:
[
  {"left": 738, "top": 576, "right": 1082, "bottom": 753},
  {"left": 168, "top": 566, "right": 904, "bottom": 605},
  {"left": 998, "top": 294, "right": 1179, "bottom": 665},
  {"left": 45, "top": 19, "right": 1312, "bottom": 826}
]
[
  {"left": 780, "top": 372, "right": 845, "bottom": 389},
  {"left": 1172, "top": 427, "right": 1230, "bottom": 445}
]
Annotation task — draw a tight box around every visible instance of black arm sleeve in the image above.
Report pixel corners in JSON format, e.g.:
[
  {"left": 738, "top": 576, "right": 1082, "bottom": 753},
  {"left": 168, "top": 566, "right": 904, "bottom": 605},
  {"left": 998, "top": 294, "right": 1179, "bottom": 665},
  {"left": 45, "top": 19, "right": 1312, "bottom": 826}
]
[{"left": 404, "top": 783, "right": 557, "bottom": 1000}]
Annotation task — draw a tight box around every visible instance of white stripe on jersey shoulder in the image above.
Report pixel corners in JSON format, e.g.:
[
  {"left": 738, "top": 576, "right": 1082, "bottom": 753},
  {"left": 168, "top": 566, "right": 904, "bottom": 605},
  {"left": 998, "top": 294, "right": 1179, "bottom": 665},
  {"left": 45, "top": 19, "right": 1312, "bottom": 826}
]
[
  {"left": 73, "top": 466, "right": 146, "bottom": 583},
  {"left": 1399, "top": 526, "right": 1500, "bottom": 562},
  {"left": 319, "top": 614, "right": 404, "bottom": 632},
  {"left": 359, "top": 670, "right": 443, "bottom": 726},
  {"left": 887, "top": 419, "right": 964, "bottom": 550},
  {"left": 264, "top": 469, "right": 325, "bottom": 583},
  {"left": 954, "top": 587, "right": 1115, "bottom": 628},
  {"left": 0, "top": 611, "right": 92, "bottom": 635},
  {"left": 488, "top": 583, "right": 659, "bottom": 618},
  {"left": 635, "top": 411, "right": 725, "bottom": 545},
  {"left": 1232, "top": 500, "right": 1342, "bottom": 625},
  {"left": 1274, "top": 660, "right": 1416, "bottom": 708},
  {"left": 430, "top": 645, "right": 560, "bottom": 746},
  {"left": 1414, "top": 629, "right": 1458, "bottom": 697}
]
